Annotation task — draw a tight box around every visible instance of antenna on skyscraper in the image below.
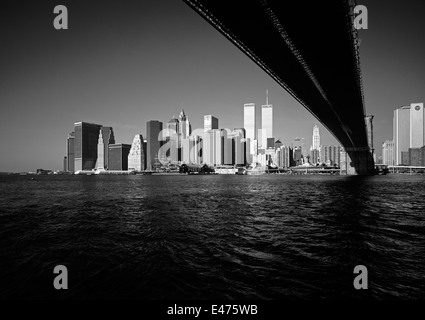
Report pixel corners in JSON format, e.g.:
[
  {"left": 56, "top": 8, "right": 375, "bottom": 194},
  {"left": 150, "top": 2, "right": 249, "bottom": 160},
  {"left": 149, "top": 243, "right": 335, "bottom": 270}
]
[{"left": 266, "top": 89, "right": 269, "bottom": 106}]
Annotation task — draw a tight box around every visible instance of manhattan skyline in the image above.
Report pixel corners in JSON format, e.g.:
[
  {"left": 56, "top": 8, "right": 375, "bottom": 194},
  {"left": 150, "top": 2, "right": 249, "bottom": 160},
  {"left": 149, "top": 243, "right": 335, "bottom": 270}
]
[{"left": 1, "top": 0, "right": 425, "bottom": 172}]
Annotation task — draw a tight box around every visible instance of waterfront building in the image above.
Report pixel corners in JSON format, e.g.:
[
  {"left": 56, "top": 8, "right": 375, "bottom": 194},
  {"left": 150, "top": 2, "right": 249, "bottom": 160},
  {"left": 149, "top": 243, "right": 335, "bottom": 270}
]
[
  {"left": 340, "top": 148, "right": 347, "bottom": 171},
  {"left": 253, "top": 153, "right": 268, "bottom": 167},
  {"left": 382, "top": 140, "right": 395, "bottom": 166},
  {"left": 232, "top": 128, "right": 246, "bottom": 166},
  {"left": 401, "top": 151, "right": 409, "bottom": 166},
  {"left": 393, "top": 106, "right": 411, "bottom": 165},
  {"left": 311, "top": 124, "right": 320, "bottom": 151},
  {"left": 267, "top": 138, "right": 275, "bottom": 149},
  {"left": 128, "top": 134, "right": 146, "bottom": 171},
  {"left": 265, "top": 148, "right": 277, "bottom": 166},
  {"left": 96, "top": 130, "right": 105, "bottom": 170},
  {"left": 66, "top": 132, "right": 75, "bottom": 172},
  {"left": 96, "top": 127, "right": 115, "bottom": 170},
  {"left": 250, "top": 139, "right": 258, "bottom": 158},
  {"left": 245, "top": 138, "right": 252, "bottom": 165},
  {"left": 166, "top": 116, "right": 179, "bottom": 135},
  {"left": 244, "top": 103, "right": 256, "bottom": 142},
  {"left": 261, "top": 90, "right": 273, "bottom": 149},
  {"left": 293, "top": 137, "right": 306, "bottom": 157},
  {"left": 320, "top": 145, "right": 341, "bottom": 166},
  {"left": 293, "top": 147, "right": 303, "bottom": 166},
  {"left": 183, "top": 134, "right": 203, "bottom": 165},
  {"left": 311, "top": 149, "right": 320, "bottom": 165},
  {"left": 215, "top": 129, "right": 226, "bottom": 166},
  {"left": 276, "top": 146, "right": 293, "bottom": 168},
  {"left": 108, "top": 144, "right": 131, "bottom": 171},
  {"left": 181, "top": 137, "right": 190, "bottom": 164},
  {"left": 146, "top": 120, "right": 163, "bottom": 170},
  {"left": 274, "top": 139, "right": 283, "bottom": 150},
  {"left": 178, "top": 109, "right": 191, "bottom": 139},
  {"left": 164, "top": 116, "right": 180, "bottom": 163},
  {"left": 74, "top": 122, "right": 103, "bottom": 171},
  {"left": 408, "top": 147, "right": 424, "bottom": 166},
  {"left": 202, "top": 129, "right": 230, "bottom": 166},
  {"left": 204, "top": 115, "right": 219, "bottom": 132},
  {"left": 410, "top": 102, "right": 425, "bottom": 148},
  {"left": 202, "top": 130, "right": 214, "bottom": 165}
]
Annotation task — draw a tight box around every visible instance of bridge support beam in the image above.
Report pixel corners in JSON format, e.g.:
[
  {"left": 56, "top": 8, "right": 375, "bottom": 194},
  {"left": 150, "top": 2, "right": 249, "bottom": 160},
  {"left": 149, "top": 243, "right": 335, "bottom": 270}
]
[{"left": 343, "top": 149, "right": 376, "bottom": 175}]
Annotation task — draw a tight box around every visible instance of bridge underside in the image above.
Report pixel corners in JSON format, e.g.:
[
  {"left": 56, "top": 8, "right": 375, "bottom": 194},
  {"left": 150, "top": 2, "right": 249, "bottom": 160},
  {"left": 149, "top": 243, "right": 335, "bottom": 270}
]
[{"left": 183, "top": 0, "right": 375, "bottom": 174}]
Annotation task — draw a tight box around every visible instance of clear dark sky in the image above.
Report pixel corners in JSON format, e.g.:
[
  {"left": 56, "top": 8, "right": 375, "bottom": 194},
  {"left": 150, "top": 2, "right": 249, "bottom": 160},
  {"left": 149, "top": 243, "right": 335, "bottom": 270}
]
[{"left": 1, "top": 0, "right": 424, "bottom": 172}]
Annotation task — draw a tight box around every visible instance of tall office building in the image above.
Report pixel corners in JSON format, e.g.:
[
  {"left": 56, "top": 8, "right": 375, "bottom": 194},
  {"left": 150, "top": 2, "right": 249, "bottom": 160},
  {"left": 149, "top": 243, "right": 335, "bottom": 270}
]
[
  {"left": 204, "top": 115, "right": 219, "bottom": 132},
  {"left": 166, "top": 116, "right": 179, "bottom": 135},
  {"left": 74, "top": 122, "right": 103, "bottom": 171},
  {"left": 393, "top": 106, "right": 411, "bottom": 165},
  {"left": 321, "top": 145, "right": 341, "bottom": 166},
  {"left": 244, "top": 103, "right": 256, "bottom": 142},
  {"left": 128, "top": 134, "right": 146, "bottom": 171},
  {"left": 311, "top": 149, "right": 320, "bottom": 164},
  {"left": 410, "top": 102, "right": 425, "bottom": 148},
  {"left": 203, "top": 130, "right": 214, "bottom": 165},
  {"left": 146, "top": 120, "right": 163, "bottom": 170},
  {"left": 190, "top": 135, "right": 203, "bottom": 165},
  {"left": 178, "top": 109, "right": 191, "bottom": 139},
  {"left": 293, "top": 137, "right": 306, "bottom": 157},
  {"left": 202, "top": 129, "right": 227, "bottom": 166},
  {"left": 312, "top": 125, "right": 320, "bottom": 150},
  {"left": 232, "top": 128, "right": 246, "bottom": 165},
  {"left": 66, "top": 132, "right": 75, "bottom": 172},
  {"left": 108, "top": 144, "right": 131, "bottom": 170},
  {"left": 96, "top": 126, "right": 115, "bottom": 170},
  {"left": 261, "top": 90, "right": 273, "bottom": 149},
  {"left": 96, "top": 130, "right": 105, "bottom": 170},
  {"left": 275, "top": 140, "right": 283, "bottom": 150},
  {"left": 277, "top": 146, "right": 293, "bottom": 168},
  {"left": 101, "top": 127, "right": 115, "bottom": 169},
  {"left": 382, "top": 140, "right": 394, "bottom": 166}
]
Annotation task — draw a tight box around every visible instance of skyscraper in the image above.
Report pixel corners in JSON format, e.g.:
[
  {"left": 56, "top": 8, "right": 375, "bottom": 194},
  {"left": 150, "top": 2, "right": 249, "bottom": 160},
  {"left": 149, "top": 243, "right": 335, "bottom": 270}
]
[
  {"left": 96, "top": 126, "right": 115, "bottom": 170},
  {"left": 312, "top": 125, "right": 320, "bottom": 150},
  {"left": 321, "top": 145, "right": 341, "bottom": 166},
  {"left": 232, "top": 128, "right": 246, "bottom": 165},
  {"left": 244, "top": 103, "right": 256, "bottom": 142},
  {"left": 204, "top": 115, "right": 218, "bottom": 132},
  {"left": 165, "top": 116, "right": 180, "bottom": 163},
  {"left": 146, "top": 120, "right": 163, "bottom": 170},
  {"left": 128, "top": 134, "right": 146, "bottom": 171},
  {"left": 100, "top": 127, "right": 115, "bottom": 169},
  {"left": 382, "top": 140, "right": 395, "bottom": 166},
  {"left": 96, "top": 129, "right": 105, "bottom": 170},
  {"left": 74, "top": 122, "right": 103, "bottom": 171},
  {"left": 261, "top": 90, "right": 273, "bottom": 149},
  {"left": 178, "top": 109, "right": 191, "bottom": 139},
  {"left": 108, "top": 144, "right": 131, "bottom": 171},
  {"left": 410, "top": 102, "right": 425, "bottom": 148},
  {"left": 393, "top": 106, "right": 411, "bottom": 165},
  {"left": 293, "top": 137, "right": 306, "bottom": 157},
  {"left": 66, "top": 132, "right": 75, "bottom": 172}
]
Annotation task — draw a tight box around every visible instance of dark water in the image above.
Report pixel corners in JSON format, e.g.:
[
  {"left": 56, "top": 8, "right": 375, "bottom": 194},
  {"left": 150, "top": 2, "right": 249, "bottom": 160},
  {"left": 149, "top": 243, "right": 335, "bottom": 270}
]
[{"left": 0, "top": 174, "right": 424, "bottom": 299}]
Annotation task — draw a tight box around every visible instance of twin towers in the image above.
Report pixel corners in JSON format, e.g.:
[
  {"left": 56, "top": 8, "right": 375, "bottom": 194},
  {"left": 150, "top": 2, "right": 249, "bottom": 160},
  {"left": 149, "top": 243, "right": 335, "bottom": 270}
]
[{"left": 244, "top": 90, "right": 273, "bottom": 162}]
